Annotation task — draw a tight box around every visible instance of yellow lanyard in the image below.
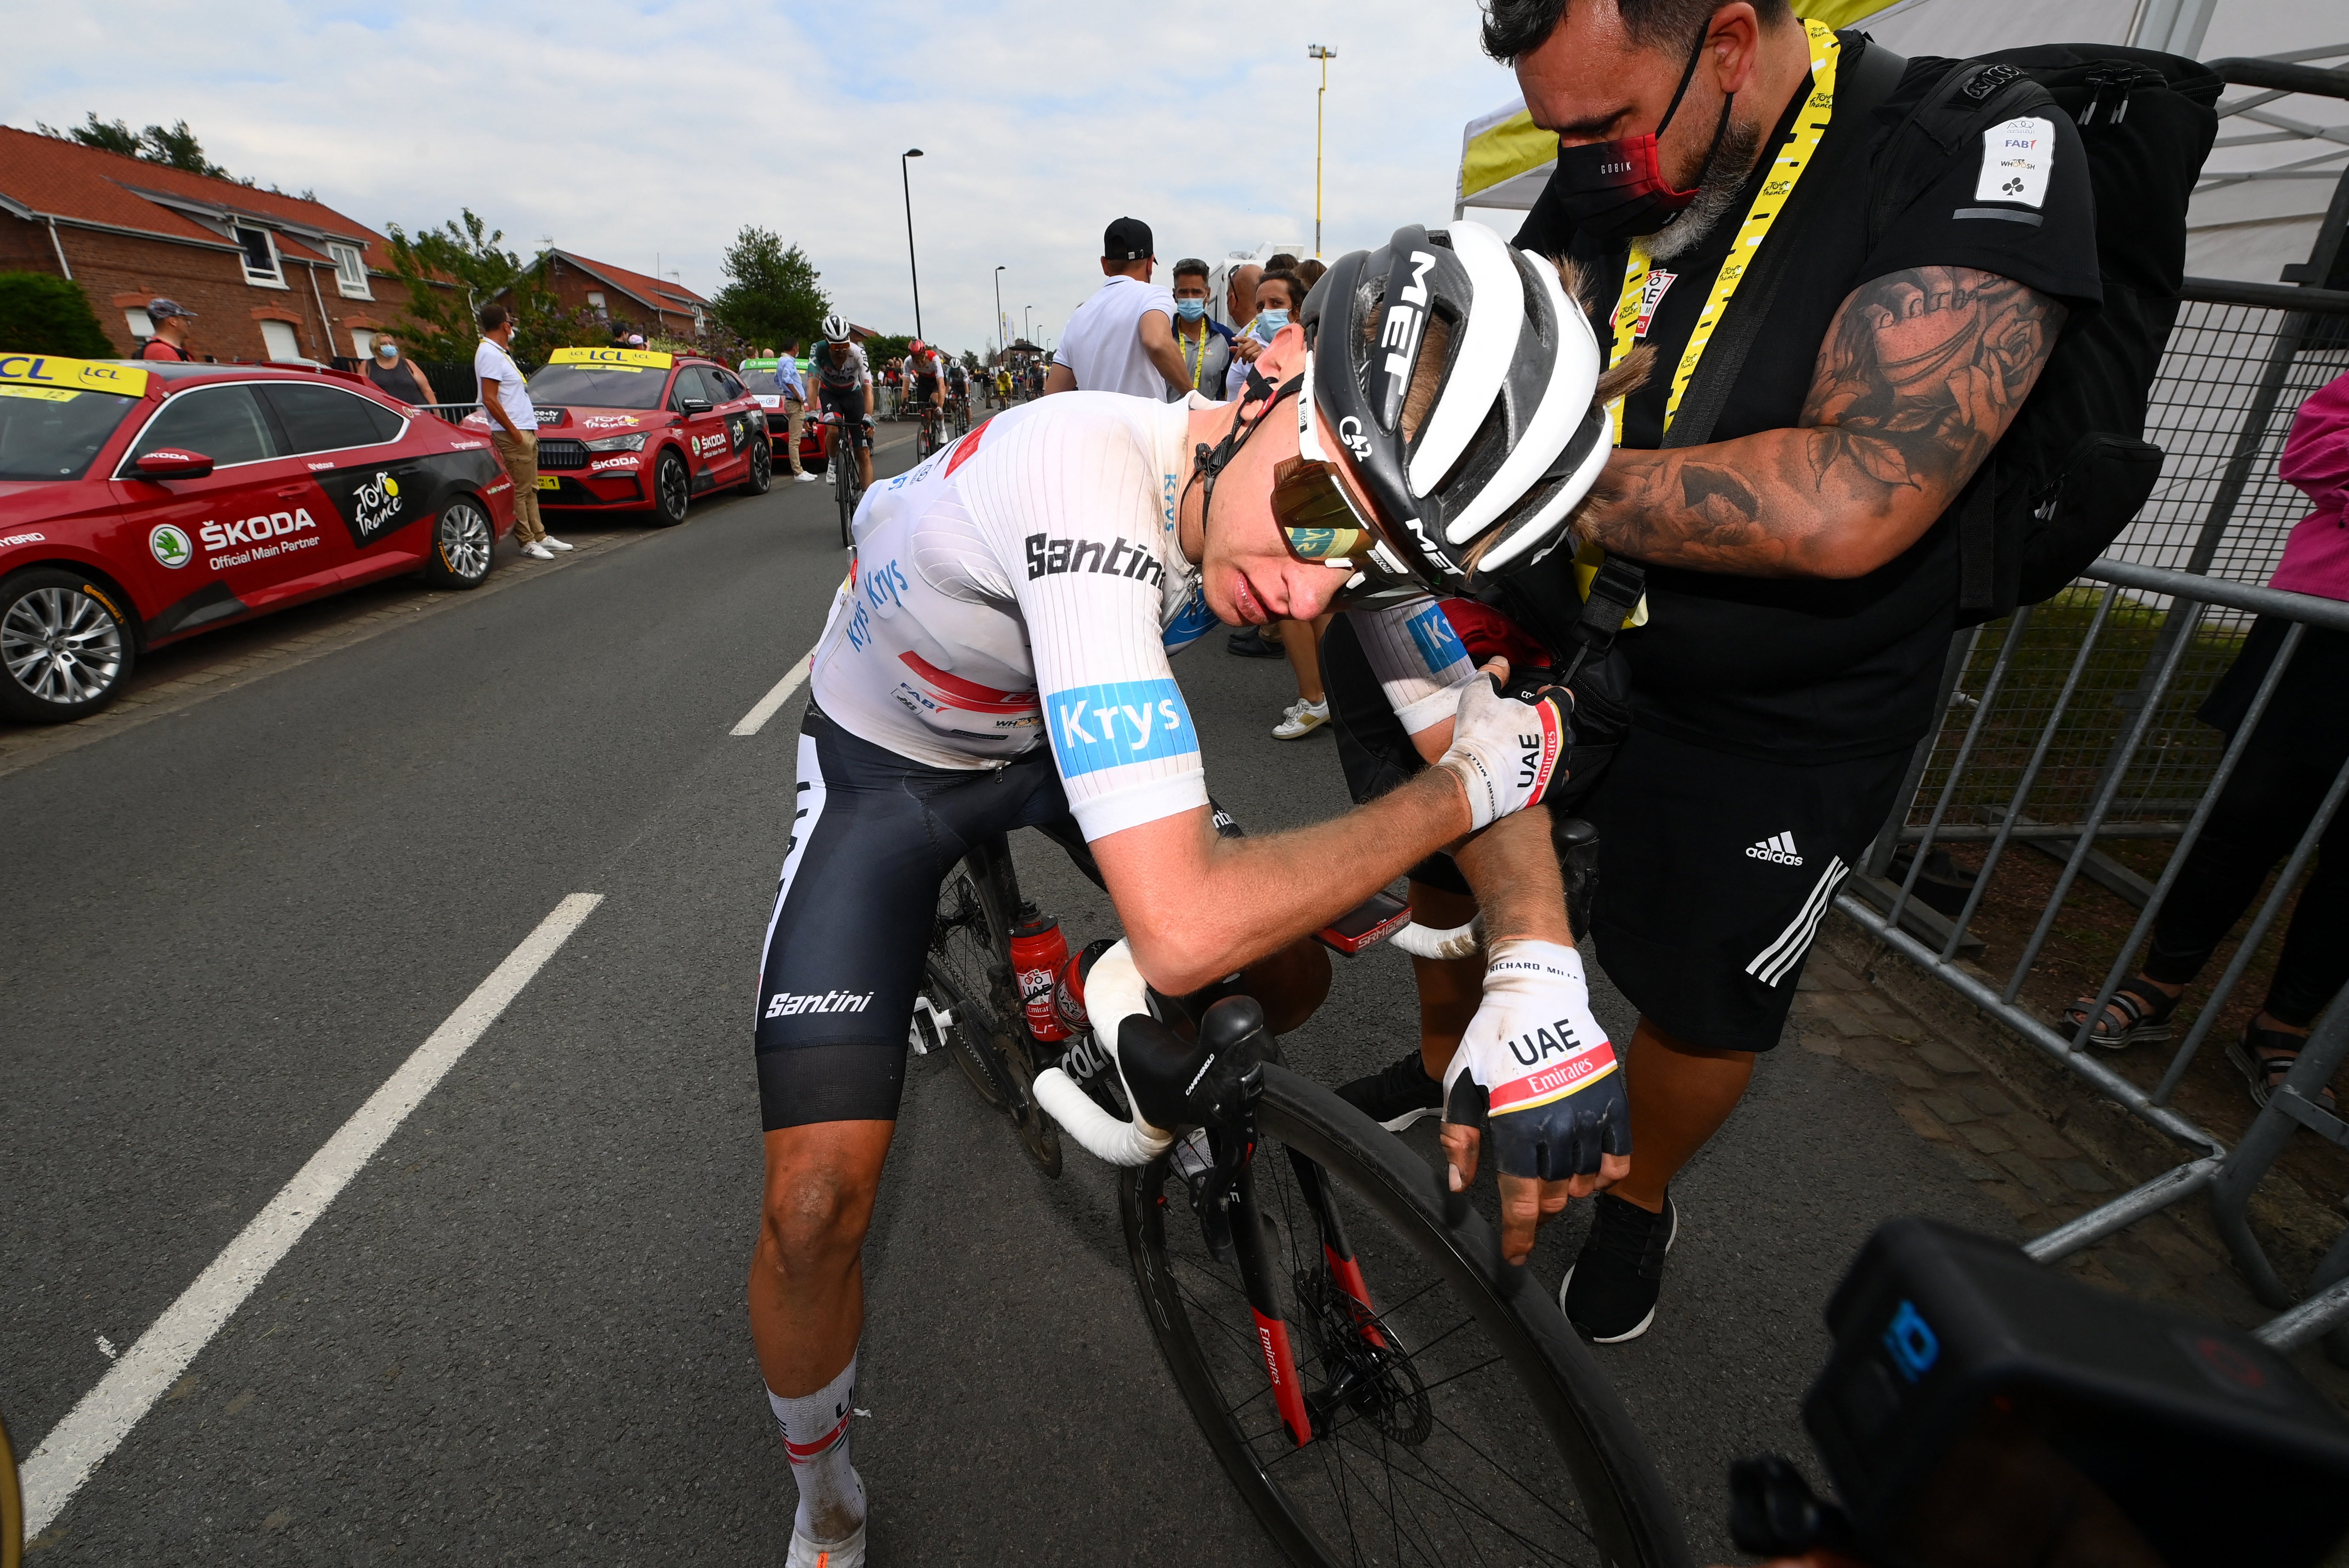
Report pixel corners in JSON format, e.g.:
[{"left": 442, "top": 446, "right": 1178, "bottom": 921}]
[
  {"left": 1579, "top": 18, "right": 1840, "bottom": 622},
  {"left": 1179, "top": 324, "right": 1208, "bottom": 390},
  {"left": 1608, "top": 17, "right": 1842, "bottom": 442}
]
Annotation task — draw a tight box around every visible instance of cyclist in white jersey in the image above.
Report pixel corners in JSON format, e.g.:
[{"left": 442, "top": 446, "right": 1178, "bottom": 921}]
[{"left": 752, "top": 231, "right": 1619, "bottom": 1564}]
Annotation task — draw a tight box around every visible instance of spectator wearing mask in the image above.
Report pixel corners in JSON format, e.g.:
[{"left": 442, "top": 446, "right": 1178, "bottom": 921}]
[
  {"left": 363, "top": 333, "right": 437, "bottom": 405},
  {"left": 136, "top": 298, "right": 197, "bottom": 361},
  {"left": 1164, "top": 257, "right": 1237, "bottom": 403},
  {"left": 1223, "top": 267, "right": 1302, "bottom": 399},
  {"left": 777, "top": 340, "right": 816, "bottom": 482},
  {"left": 1045, "top": 217, "right": 1187, "bottom": 398},
  {"left": 474, "top": 305, "right": 570, "bottom": 561},
  {"left": 2063, "top": 369, "right": 2349, "bottom": 1113},
  {"left": 1222, "top": 260, "right": 1285, "bottom": 659}
]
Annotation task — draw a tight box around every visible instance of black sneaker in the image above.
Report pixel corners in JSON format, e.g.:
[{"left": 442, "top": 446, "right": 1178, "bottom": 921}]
[
  {"left": 1561, "top": 1191, "right": 1678, "bottom": 1343},
  {"left": 1227, "top": 625, "right": 1284, "bottom": 658},
  {"left": 1336, "top": 1049, "right": 1444, "bottom": 1132}
]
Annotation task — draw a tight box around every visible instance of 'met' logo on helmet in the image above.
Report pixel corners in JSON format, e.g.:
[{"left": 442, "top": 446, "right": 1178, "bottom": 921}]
[{"left": 1379, "top": 250, "right": 1438, "bottom": 422}]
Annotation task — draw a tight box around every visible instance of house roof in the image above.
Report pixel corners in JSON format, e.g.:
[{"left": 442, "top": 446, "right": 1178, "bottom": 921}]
[
  {"left": 0, "top": 125, "right": 395, "bottom": 272},
  {"left": 546, "top": 250, "right": 711, "bottom": 314}
]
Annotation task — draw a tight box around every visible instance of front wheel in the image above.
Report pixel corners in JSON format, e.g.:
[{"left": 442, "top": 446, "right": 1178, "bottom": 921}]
[
  {"left": 0, "top": 568, "right": 137, "bottom": 723},
  {"left": 1123, "top": 1066, "right": 1690, "bottom": 1568},
  {"left": 742, "top": 435, "right": 773, "bottom": 496},
  {"left": 651, "top": 449, "right": 691, "bottom": 527},
  {"left": 423, "top": 497, "right": 494, "bottom": 588}
]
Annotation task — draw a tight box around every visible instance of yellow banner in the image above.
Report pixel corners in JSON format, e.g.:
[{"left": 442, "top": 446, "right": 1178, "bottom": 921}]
[
  {"left": 1461, "top": 109, "right": 1554, "bottom": 201},
  {"left": 549, "top": 346, "right": 674, "bottom": 370},
  {"left": 0, "top": 353, "right": 149, "bottom": 398}
]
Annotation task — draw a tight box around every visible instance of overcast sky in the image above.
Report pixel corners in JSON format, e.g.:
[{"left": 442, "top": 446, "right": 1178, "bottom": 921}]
[{"left": 7, "top": 0, "right": 1529, "bottom": 353}]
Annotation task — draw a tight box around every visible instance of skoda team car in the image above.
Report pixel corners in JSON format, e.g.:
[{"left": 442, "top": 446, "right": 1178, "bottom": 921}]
[
  {"left": 469, "top": 346, "right": 771, "bottom": 526},
  {"left": 0, "top": 352, "right": 516, "bottom": 724}
]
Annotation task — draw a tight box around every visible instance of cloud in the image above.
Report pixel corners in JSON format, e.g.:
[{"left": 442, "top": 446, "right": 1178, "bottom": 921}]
[{"left": 3, "top": 0, "right": 1525, "bottom": 353}]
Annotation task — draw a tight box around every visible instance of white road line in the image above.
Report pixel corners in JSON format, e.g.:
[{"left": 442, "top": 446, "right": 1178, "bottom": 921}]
[
  {"left": 19, "top": 892, "right": 604, "bottom": 1538},
  {"left": 731, "top": 638, "right": 824, "bottom": 737}
]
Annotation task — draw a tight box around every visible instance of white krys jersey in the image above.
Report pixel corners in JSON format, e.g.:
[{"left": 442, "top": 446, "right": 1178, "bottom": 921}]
[{"left": 810, "top": 393, "right": 1221, "bottom": 841}]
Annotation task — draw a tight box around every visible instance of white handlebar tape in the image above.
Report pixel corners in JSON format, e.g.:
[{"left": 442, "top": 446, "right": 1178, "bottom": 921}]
[
  {"left": 1033, "top": 940, "right": 1173, "bottom": 1167},
  {"left": 1386, "top": 914, "right": 1485, "bottom": 961}
]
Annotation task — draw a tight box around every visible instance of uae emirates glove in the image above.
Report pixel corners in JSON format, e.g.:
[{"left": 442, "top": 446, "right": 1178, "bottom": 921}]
[
  {"left": 1437, "top": 673, "right": 1571, "bottom": 832},
  {"left": 1442, "top": 940, "right": 1630, "bottom": 1181}
]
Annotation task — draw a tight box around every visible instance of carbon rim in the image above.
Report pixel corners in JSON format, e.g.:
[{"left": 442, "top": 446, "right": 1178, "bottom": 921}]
[
  {"left": 2, "top": 585, "right": 125, "bottom": 706},
  {"left": 658, "top": 454, "right": 690, "bottom": 519},
  {"left": 436, "top": 501, "right": 492, "bottom": 580},
  {"left": 1129, "top": 1097, "right": 1657, "bottom": 1568}
]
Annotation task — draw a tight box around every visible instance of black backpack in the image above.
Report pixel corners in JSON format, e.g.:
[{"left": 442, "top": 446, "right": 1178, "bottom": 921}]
[
  {"left": 1872, "top": 45, "right": 2221, "bottom": 623},
  {"left": 1540, "top": 39, "right": 2222, "bottom": 671}
]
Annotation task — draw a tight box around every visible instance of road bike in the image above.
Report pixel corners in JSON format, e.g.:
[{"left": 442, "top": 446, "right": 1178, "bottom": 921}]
[
  {"left": 914, "top": 401, "right": 945, "bottom": 463},
  {"left": 817, "top": 412, "right": 868, "bottom": 548},
  {"left": 949, "top": 390, "right": 973, "bottom": 438},
  {"left": 914, "top": 828, "right": 1690, "bottom": 1568}
]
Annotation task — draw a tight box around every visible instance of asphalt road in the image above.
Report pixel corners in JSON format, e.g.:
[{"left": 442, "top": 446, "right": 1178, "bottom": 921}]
[{"left": 3, "top": 413, "right": 2009, "bottom": 1565}]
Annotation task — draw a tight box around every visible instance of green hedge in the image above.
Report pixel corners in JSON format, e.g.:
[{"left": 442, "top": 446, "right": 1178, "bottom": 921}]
[{"left": 0, "top": 273, "right": 118, "bottom": 357}]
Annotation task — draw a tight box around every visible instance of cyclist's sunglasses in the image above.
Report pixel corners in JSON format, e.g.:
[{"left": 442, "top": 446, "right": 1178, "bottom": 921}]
[{"left": 1268, "top": 455, "right": 1428, "bottom": 607}]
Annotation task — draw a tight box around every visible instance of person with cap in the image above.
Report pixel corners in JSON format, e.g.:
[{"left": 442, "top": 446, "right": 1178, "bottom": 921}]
[
  {"left": 1042, "top": 217, "right": 1188, "bottom": 400},
  {"left": 136, "top": 299, "right": 198, "bottom": 361}
]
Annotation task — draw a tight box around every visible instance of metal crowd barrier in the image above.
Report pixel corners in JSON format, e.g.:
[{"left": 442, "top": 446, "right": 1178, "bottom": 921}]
[
  {"left": 1838, "top": 560, "right": 2349, "bottom": 1355},
  {"left": 412, "top": 402, "right": 482, "bottom": 427}
]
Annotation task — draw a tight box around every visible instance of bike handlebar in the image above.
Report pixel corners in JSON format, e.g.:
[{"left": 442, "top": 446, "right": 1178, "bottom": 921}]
[
  {"left": 1030, "top": 941, "right": 1176, "bottom": 1168},
  {"left": 1387, "top": 915, "right": 1484, "bottom": 961}
]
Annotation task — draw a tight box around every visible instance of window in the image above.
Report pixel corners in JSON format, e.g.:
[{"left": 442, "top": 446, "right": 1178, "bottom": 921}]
[
  {"left": 350, "top": 328, "right": 377, "bottom": 357},
  {"left": 670, "top": 366, "right": 714, "bottom": 409},
  {"left": 126, "top": 385, "right": 281, "bottom": 469},
  {"left": 259, "top": 319, "right": 302, "bottom": 361},
  {"left": 586, "top": 291, "right": 607, "bottom": 317},
  {"left": 235, "top": 224, "right": 284, "bottom": 285},
  {"left": 258, "top": 383, "right": 403, "bottom": 454},
  {"left": 329, "top": 242, "right": 372, "bottom": 300},
  {"left": 123, "top": 307, "right": 156, "bottom": 342},
  {"left": 708, "top": 369, "right": 746, "bottom": 401},
  {"left": 0, "top": 387, "right": 141, "bottom": 481}
]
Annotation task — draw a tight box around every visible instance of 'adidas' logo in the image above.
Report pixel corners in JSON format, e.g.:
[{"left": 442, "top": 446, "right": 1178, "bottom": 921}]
[{"left": 1746, "top": 832, "right": 1804, "bottom": 866}]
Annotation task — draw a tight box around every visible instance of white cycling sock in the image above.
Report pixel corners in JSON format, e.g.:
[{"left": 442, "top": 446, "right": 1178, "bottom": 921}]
[{"left": 769, "top": 1356, "right": 866, "bottom": 1542}]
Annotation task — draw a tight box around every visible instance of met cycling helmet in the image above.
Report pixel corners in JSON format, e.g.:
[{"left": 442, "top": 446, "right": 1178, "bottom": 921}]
[
  {"left": 821, "top": 314, "right": 852, "bottom": 343},
  {"left": 1298, "top": 220, "right": 1625, "bottom": 589}
]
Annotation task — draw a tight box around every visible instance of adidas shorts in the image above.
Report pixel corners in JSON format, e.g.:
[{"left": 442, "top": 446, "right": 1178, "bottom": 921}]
[{"left": 1579, "top": 725, "right": 1910, "bottom": 1052}]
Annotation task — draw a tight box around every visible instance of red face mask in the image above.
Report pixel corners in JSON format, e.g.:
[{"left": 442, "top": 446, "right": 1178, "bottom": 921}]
[{"left": 1547, "top": 26, "right": 1732, "bottom": 245}]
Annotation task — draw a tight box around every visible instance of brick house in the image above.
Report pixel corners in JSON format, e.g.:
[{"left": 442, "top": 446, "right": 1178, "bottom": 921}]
[
  {"left": 0, "top": 125, "right": 414, "bottom": 363},
  {"left": 536, "top": 250, "right": 709, "bottom": 340}
]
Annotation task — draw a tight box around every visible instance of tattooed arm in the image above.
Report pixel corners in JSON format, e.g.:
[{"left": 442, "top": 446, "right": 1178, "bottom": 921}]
[{"left": 1576, "top": 267, "right": 2065, "bottom": 578}]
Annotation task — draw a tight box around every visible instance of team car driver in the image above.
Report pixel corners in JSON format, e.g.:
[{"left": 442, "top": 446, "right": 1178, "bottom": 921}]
[{"left": 750, "top": 220, "right": 1633, "bottom": 1567}]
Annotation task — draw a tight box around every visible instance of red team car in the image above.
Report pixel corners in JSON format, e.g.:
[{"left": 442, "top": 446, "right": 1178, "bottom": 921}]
[
  {"left": 0, "top": 352, "right": 516, "bottom": 723},
  {"left": 465, "top": 346, "right": 772, "bottom": 526}
]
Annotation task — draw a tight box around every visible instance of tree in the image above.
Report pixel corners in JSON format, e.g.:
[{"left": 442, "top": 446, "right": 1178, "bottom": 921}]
[
  {"left": 382, "top": 209, "right": 599, "bottom": 367},
  {"left": 864, "top": 333, "right": 913, "bottom": 369},
  {"left": 0, "top": 273, "right": 116, "bottom": 356},
  {"left": 39, "top": 114, "right": 233, "bottom": 179},
  {"left": 709, "top": 228, "right": 830, "bottom": 351}
]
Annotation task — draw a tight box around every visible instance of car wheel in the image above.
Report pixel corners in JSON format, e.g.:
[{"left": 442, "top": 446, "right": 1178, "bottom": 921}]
[
  {"left": 423, "top": 497, "right": 495, "bottom": 588},
  {"left": 743, "top": 435, "right": 773, "bottom": 496},
  {"left": 652, "top": 449, "right": 691, "bottom": 527},
  {"left": 0, "top": 568, "right": 138, "bottom": 724}
]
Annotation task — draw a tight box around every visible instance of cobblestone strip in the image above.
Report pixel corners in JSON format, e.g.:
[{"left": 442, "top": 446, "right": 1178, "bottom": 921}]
[{"left": 1795, "top": 923, "right": 2349, "bottom": 1404}]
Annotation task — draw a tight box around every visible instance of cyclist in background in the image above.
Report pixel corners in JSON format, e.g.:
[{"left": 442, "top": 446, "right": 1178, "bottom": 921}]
[
  {"left": 748, "top": 239, "right": 1619, "bottom": 1562},
  {"left": 945, "top": 358, "right": 971, "bottom": 427},
  {"left": 906, "top": 339, "right": 946, "bottom": 438},
  {"left": 811, "top": 315, "right": 875, "bottom": 494}
]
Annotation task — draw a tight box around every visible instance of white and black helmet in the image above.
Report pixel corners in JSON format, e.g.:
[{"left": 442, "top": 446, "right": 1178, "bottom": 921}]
[
  {"left": 1299, "top": 220, "right": 1611, "bottom": 588},
  {"left": 821, "top": 314, "right": 852, "bottom": 344}
]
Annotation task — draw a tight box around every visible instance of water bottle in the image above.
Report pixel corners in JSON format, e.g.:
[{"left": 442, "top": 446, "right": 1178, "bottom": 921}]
[{"left": 1007, "top": 907, "right": 1071, "bottom": 1042}]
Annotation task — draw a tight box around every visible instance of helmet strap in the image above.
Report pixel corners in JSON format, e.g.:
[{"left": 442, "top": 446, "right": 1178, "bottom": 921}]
[{"left": 1183, "top": 375, "right": 1302, "bottom": 548}]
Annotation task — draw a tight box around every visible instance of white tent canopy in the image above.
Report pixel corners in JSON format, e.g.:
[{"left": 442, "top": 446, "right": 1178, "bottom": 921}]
[{"left": 1452, "top": 0, "right": 2346, "bottom": 283}]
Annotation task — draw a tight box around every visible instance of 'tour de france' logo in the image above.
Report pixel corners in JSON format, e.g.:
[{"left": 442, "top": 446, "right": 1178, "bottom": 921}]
[
  {"left": 353, "top": 471, "right": 403, "bottom": 541},
  {"left": 149, "top": 524, "right": 192, "bottom": 568}
]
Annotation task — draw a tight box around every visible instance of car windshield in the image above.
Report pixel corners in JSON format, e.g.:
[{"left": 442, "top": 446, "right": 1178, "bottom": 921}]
[
  {"left": 739, "top": 369, "right": 782, "bottom": 395},
  {"left": 523, "top": 364, "right": 670, "bottom": 410},
  {"left": 0, "top": 387, "right": 141, "bottom": 482}
]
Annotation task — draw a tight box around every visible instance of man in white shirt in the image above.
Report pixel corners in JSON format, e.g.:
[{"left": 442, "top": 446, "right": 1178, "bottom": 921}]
[
  {"left": 473, "top": 305, "right": 570, "bottom": 559},
  {"left": 1042, "top": 217, "right": 1188, "bottom": 400}
]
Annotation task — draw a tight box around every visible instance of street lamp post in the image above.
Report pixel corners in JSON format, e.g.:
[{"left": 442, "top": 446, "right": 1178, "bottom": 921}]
[
  {"left": 1025, "top": 306, "right": 1034, "bottom": 347},
  {"left": 901, "top": 148, "right": 926, "bottom": 340},
  {"left": 994, "top": 265, "right": 1007, "bottom": 359},
  {"left": 1308, "top": 45, "right": 1336, "bottom": 257}
]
